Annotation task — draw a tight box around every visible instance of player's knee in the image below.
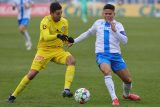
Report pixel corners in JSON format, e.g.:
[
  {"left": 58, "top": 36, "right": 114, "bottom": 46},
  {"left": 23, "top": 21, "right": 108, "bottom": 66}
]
[
  {"left": 27, "top": 69, "right": 39, "bottom": 80},
  {"left": 124, "top": 77, "right": 132, "bottom": 84},
  {"left": 19, "top": 28, "right": 24, "bottom": 33},
  {"left": 102, "top": 70, "right": 111, "bottom": 76},
  {"left": 19, "top": 25, "right": 26, "bottom": 33},
  {"left": 66, "top": 56, "right": 76, "bottom": 65}
]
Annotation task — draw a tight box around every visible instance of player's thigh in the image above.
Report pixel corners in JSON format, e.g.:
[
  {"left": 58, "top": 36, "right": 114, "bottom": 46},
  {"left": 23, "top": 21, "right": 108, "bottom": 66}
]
[
  {"left": 111, "top": 53, "right": 127, "bottom": 73},
  {"left": 96, "top": 53, "right": 111, "bottom": 65},
  {"left": 18, "top": 19, "right": 29, "bottom": 31},
  {"left": 52, "top": 51, "right": 71, "bottom": 65},
  {"left": 99, "top": 63, "right": 112, "bottom": 75},
  {"left": 66, "top": 55, "right": 76, "bottom": 65},
  {"left": 31, "top": 51, "right": 52, "bottom": 71},
  {"left": 19, "top": 18, "right": 29, "bottom": 27},
  {"left": 96, "top": 53, "right": 112, "bottom": 75}
]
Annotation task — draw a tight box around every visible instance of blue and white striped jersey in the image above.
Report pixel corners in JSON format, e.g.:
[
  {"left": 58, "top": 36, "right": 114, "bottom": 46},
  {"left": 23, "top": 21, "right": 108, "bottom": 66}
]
[
  {"left": 12, "top": 0, "right": 33, "bottom": 20},
  {"left": 74, "top": 19, "right": 128, "bottom": 54}
]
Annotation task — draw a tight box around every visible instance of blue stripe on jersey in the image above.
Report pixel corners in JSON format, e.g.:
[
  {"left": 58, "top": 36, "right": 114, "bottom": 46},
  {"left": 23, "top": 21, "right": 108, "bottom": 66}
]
[
  {"left": 20, "top": 0, "right": 24, "bottom": 19},
  {"left": 104, "top": 22, "right": 110, "bottom": 53}
]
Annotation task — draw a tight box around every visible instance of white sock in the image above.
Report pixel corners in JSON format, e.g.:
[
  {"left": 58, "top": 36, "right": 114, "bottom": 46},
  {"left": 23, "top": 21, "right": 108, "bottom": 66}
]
[
  {"left": 123, "top": 82, "right": 132, "bottom": 97},
  {"left": 104, "top": 75, "right": 117, "bottom": 100},
  {"left": 23, "top": 30, "right": 31, "bottom": 44}
]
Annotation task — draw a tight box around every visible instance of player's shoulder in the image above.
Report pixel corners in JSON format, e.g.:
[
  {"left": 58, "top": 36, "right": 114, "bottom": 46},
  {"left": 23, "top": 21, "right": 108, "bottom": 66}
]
[
  {"left": 41, "top": 15, "right": 52, "bottom": 24},
  {"left": 93, "top": 19, "right": 105, "bottom": 25},
  {"left": 60, "top": 17, "right": 68, "bottom": 24},
  {"left": 114, "top": 20, "right": 123, "bottom": 26},
  {"left": 95, "top": 19, "right": 104, "bottom": 23}
]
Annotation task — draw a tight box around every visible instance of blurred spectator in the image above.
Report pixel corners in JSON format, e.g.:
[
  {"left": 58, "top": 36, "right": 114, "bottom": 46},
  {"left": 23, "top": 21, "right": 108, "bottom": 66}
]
[
  {"left": 1, "top": 0, "right": 159, "bottom": 4},
  {"left": 154, "top": 8, "right": 160, "bottom": 17},
  {"left": 80, "top": 0, "right": 88, "bottom": 23}
]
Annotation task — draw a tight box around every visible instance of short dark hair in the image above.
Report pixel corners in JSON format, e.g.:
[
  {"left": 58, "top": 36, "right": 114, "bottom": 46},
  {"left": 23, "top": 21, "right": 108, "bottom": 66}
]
[
  {"left": 50, "top": 2, "right": 62, "bottom": 13},
  {"left": 103, "top": 4, "right": 115, "bottom": 11}
]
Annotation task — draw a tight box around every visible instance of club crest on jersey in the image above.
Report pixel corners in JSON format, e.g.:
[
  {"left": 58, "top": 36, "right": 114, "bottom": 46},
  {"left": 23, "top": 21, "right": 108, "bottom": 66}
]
[
  {"left": 104, "top": 26, "right": 111, "bottom": 30},
  {"left": 61, "top": 26, "right": 65, "bottom": 32},
  {"left": 43, "top": 25, "right": 47, "bottom": 29}
]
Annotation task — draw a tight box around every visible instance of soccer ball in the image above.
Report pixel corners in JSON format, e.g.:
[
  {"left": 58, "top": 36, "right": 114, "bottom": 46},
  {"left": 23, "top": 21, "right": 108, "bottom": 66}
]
[{"left": 74, "top": 88, "right": 90, "bottom": 104}]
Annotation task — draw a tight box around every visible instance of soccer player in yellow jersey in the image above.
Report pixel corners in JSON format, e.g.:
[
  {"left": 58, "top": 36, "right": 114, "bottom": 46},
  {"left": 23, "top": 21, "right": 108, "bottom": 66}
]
[{"left": 8, "top": 2, "right": 75, "bottom": 103}]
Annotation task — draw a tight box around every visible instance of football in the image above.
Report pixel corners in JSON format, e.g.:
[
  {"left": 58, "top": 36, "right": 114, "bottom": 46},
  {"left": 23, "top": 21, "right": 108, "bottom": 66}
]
[{"left": 74, "top": 88, "right": 90, "bottom": 104}]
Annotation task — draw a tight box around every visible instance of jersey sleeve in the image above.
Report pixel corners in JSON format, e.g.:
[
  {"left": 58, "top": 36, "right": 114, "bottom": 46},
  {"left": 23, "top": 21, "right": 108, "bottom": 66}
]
[
  {"left": 40, "top": 17, "right": 57, "bottom": 41},
  {"left": 115, "top": 23, "right": 128, "bottom": 44},
  {"left": 88, "top": 21, "right": 97, "bottom": 35}
]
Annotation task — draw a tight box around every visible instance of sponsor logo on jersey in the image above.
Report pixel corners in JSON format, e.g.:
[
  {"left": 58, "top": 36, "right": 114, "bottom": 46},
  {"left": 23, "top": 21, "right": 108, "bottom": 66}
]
[{"left": 35, "top": 56, "right": 44, "bottom": 60}]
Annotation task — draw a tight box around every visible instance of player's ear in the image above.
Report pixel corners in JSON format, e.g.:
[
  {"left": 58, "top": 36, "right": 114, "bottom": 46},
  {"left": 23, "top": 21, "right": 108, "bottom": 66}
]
[
  {"left": 102, "top": 11, "right": 104, "bottom": 17},
  {"left": 113, "top": 12, "right": 115, "bottom": 16}
]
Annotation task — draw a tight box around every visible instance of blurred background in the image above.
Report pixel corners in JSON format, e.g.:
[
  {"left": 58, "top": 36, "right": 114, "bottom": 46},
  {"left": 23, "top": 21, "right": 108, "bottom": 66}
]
[{"left": 1, "top": 0, "right": 160, "bottom": 19}]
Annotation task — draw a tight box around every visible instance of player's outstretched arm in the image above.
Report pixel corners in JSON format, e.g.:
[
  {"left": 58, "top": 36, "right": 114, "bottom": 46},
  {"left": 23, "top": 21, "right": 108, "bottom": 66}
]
[{"left": 74, "top": 30, "right": 92, "bottom": 44}]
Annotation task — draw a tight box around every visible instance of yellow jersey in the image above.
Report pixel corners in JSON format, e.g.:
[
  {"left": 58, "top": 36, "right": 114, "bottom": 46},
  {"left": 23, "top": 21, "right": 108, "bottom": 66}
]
[{"left": 37, "top": 15, "right": 68, "bottom": 49}]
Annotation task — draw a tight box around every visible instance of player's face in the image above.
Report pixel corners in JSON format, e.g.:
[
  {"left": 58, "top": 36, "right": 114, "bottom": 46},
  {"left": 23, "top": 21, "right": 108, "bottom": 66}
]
[
  {"left": 51, "top": 9, "right": 62, "bottom": 22},
  {"left": 102, "top": 9, "right": 115, "bottom": 22}
]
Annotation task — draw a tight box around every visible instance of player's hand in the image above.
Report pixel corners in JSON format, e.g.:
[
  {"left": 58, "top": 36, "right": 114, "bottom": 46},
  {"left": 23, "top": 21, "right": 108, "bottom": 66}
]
[
  {"left": 67, "top": 43, "right": 73, "bottom": 48},
  {"left": 57, "top": 34, "right": 68, "bottom": 41},
  {"left": 67, "top": 37, "right": 74, "bottom": 43},
  {"left": 12, "top": 6, "right": 16, "bottom": 10},
  {"left": 109, "top": 21, "right": 117, "bottom": 32}
]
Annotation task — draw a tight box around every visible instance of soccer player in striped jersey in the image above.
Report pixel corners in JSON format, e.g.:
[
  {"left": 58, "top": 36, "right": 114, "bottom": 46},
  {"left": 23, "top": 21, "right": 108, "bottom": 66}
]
[
  {"left": 8, "top": 2, "right": 75, "bottom": 103},
  {"left": 72, "top": 4, "right": 140, "bottom": 106},
  {"left": 12, "top": 0, "right": 33, "bottom": 50}
]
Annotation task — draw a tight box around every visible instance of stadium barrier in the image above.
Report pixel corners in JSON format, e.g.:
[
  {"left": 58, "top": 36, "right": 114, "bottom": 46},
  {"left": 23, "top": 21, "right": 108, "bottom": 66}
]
[{"left": 0, "top": 3, "right": 160, "bottom": 17}]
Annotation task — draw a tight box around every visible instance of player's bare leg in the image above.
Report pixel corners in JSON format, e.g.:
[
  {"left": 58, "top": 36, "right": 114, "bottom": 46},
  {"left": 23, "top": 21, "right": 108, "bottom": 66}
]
[
  {"left": 62, "top": 55, "right": 75, "bottom": 98},
  {"left": 100, "top": 63, "right": 119, "bottom": 106},
  {"left": 8, "top": 70, "right": 38, "bottom": 103},
  {"left": 116, "top": 69, "right": 141, "bottom": 101}
]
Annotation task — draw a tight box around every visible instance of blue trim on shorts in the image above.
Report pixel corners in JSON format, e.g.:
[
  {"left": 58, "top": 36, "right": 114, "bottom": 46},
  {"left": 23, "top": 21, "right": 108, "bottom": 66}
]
[
  {"left": 96, "top": 53, "right": 127, "bottom": 73},
  {"left": 18, "top": 18, "right": 29, "bottom": 27}
]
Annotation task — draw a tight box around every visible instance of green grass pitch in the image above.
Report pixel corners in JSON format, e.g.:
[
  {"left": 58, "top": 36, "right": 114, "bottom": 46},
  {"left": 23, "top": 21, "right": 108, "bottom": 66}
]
[{"left": 0, "top": 16, "right": 160, "bottom": 107}]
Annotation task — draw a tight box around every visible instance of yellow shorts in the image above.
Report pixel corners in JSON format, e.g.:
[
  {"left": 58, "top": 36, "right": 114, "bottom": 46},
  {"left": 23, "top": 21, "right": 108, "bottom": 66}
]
[{"left": 31, "top": 47, "right": 71, "bottom": 71}]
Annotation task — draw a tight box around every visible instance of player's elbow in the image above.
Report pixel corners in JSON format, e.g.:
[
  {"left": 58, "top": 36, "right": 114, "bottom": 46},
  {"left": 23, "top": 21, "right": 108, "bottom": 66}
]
[
  {"left": 43, "top": 36, "right": 48, "bottom": 41},
  {"left": 121, "top": 37, "right": 128, "bottom": 45},
  {"left": 123, "top": 39, "right": 128, "bottom": 45},
  {"left": 43, "top": 38, "right": 48, "bottom": 41}
]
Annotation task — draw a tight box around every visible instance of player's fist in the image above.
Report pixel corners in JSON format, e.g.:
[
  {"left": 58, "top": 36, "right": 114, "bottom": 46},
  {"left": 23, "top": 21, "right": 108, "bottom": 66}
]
[
  {"left": 110, "top": 21, "right": 117, "bottom": 32},
  {"left": 12, "top": 6, "right": 16, "bottom": 10},
  {"left": 67, "top": 37, "right": 74, "bottom": 43},
  {"left": 57, "top": 34, "right": 68, "bottom": 41}
]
